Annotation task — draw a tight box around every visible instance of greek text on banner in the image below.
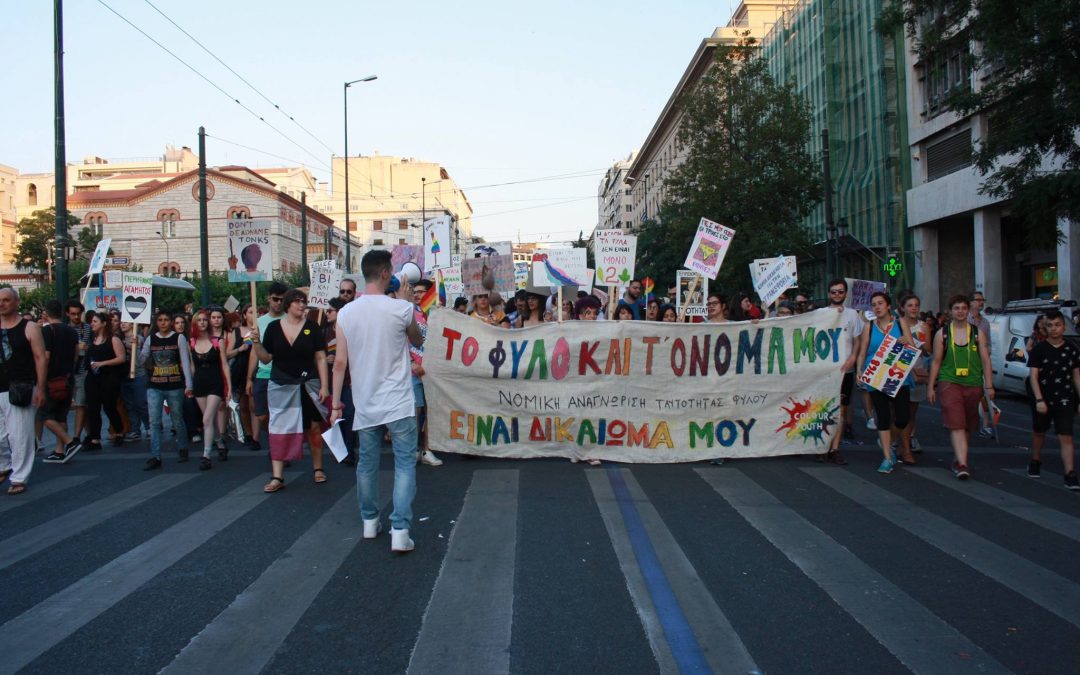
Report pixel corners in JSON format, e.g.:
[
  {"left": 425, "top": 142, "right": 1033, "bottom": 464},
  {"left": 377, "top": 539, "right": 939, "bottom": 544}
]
[{"left": 425, "top": 308, "right": 849, "bottom": 463}]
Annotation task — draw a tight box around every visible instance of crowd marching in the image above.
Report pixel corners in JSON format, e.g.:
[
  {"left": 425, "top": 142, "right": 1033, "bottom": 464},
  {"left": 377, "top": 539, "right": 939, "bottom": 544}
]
[{"left": 1, "top": 255, "right": 1077, "bottom": 553}]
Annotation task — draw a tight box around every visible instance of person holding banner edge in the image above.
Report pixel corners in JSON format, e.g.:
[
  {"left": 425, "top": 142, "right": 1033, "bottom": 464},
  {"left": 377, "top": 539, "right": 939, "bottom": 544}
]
[
  {"left": 927, "top": 294, "right": 994, "bottom": 480},
  {"left": 855, "top": 292, "right": 916, "bottom": 474}
]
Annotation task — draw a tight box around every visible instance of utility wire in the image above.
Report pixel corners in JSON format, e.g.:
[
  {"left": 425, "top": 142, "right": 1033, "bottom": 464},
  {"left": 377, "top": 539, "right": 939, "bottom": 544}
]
[
  {"left": 96, "top": 0, "right": 331, "bottom": 171},
  {"left": 142, "top": 0, "right": 336, "bottom": 155},
  {"left": 471, "top": 196, "right": 596, "bottom": 219}
]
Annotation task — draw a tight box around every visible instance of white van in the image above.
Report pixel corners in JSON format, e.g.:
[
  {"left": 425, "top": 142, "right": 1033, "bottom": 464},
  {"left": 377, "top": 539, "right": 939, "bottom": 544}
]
[{"left": 985, "top": 300, "right": 1080, "bottom": 395}]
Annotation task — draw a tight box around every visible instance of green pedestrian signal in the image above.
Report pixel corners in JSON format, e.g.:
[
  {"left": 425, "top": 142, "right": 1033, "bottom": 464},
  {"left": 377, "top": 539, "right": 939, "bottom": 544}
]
[{"left": 883, "top": 257, "right": 903, "bottom": 278}]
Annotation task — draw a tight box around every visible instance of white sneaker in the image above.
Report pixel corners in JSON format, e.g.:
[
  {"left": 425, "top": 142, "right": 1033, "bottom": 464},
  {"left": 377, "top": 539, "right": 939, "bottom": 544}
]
[
  {"left": 420, "top": 450, "right": 443, "bottom": 466},
  {"left": 363, "top": 518, "right": 382, "bottom": 539},
  {"left": 391, "top": 528, "right": 414, "bottom": 553},
  {"left": 865, "top": 418, "right": 877, "bottom": 430}
]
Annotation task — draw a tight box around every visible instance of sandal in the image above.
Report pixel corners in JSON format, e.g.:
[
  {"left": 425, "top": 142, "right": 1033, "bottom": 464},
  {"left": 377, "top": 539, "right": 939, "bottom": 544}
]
[
  {"left": 263, "top": 476, "right": 286, "bottom": 493},
  {"left": 7, "top": 483, "right": 26, "bottom": 495},
  {"left": 199, "top": 456, "right": 213, "bottom": 471},
  {"left": 314, "top": 469, "right": 327, "bottom": 484}
]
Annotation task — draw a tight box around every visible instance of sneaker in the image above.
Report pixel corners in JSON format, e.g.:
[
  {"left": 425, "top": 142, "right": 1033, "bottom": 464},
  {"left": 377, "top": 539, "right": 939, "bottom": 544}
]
[
  {"left": 144, "top": 457, "right": 163, "bottom": 471},
  {"left": 977, "top": 427, "right": 994, "bottom": 439},
  {"left": 910, "top": 437, "right": 922, "bottom": 453},
  {"left": 1028, "top": 460, "right": 1042, "bottom": 478},
  {"left": 62, "top": 439, "right": 83, "bottom": 464},
  {"left": 951, "top": 461, "right": 970, "bottom": 480},
  {"left": 192, "top": 434, "right": 202, "bottom": 444},
  {"left": 826, "top": 450, "right": 848, "bottom": 465},
  {"left": 391, "top": 528, "right": 415, "bottom": 553},
  {"left": 866, "top": 417, "right": 877, "bottom": 430},
  {"left": 363, "top": 518, "right": 382, "bottom": 539},
  {"left": 124, "top": 431, "right": 141, "bottom": 441},
  {"left": 1065, "top": 471, "right": 1079, "bottom": 491},
  {"left": 178, "top": 448, "right": 189, "bottom": 463},
  {"left": 877, "top": 457, "right": 895, "bottom": 474},
  {"left": 42, "top": 452, "right": 66, "bottom": 464},
  {"left": 420, "top": 450, "right": 443, "bottom": 467}
]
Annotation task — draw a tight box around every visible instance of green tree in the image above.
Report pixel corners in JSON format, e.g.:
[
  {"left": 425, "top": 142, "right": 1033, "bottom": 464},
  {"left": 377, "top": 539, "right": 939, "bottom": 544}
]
[
  {"left": 12, "top": 208, "right": 81, "bottom": 270},
  {"left": 75, "top": 226, "right": 105, "bottom": 260},
  {"left": 638, "top": 41, "right": 821, "bottom": 294},
  {"left": 879, "top": 0, "right": 1080, "bottom": 248}
]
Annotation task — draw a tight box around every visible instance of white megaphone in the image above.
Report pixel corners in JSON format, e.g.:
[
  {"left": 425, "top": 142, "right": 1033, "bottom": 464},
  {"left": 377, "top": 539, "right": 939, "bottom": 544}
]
[{"left": 395, "top": 262, "right": 422, "bottom": 286}]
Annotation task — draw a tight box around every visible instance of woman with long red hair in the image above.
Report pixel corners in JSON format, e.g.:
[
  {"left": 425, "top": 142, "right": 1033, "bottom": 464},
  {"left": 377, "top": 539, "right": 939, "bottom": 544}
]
[{"left": 190, "top": 309, "right": 231, "bottom": 470}]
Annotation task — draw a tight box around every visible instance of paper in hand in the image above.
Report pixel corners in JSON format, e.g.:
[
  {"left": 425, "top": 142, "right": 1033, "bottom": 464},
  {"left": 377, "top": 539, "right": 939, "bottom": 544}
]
[{"left": 322, "top": 418, "right": 349, "bottom": 462}]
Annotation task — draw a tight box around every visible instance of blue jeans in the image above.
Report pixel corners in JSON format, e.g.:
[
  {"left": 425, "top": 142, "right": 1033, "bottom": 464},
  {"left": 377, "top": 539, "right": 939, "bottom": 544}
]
[
  {"left": 357, "top": 416, "right": 417, "bottom": 531},
  {"left": 147, "top": 387, "right": 189, "bottom": 459},
  {"left": 121, "top": 375, "right": 150, "bottom": 433}
]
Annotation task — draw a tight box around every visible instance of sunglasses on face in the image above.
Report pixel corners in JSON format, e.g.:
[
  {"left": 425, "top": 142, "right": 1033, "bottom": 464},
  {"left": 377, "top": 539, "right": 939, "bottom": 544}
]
[{"left": 269, "top": 296, "right": 283, "bottom": 303}]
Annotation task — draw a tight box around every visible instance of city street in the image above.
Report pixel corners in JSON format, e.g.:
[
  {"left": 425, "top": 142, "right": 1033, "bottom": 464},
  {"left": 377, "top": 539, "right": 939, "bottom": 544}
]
[{"left": 2, "top": 393, "right": 1078, "bottom": 674}]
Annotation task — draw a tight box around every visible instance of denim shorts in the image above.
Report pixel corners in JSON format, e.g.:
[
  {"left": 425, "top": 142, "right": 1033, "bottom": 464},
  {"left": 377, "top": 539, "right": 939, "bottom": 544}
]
[{"left": 411, "top": 376, "right": 425, "bottom": 408}]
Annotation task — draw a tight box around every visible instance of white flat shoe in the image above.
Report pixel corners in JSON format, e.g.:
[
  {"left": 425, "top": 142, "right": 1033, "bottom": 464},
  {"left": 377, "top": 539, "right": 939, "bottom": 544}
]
[
  {"left": 363, "top": 518, "right": 382, "bottom": 539},
  {"left": 391, "top": 528, "right": 414, "bottom": 553}
]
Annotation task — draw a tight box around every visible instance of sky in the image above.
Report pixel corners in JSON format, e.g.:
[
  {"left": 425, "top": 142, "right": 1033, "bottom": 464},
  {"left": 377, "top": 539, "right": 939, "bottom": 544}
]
[{"left": 4, "top": 0, "right": 739, "bottom": 245}]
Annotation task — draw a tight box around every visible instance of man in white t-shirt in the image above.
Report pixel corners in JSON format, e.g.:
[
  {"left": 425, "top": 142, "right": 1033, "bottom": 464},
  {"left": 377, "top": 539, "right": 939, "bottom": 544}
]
[
  {"left": 331, "top": 250, "right": 424, "bottom": 553},
  {"left": 819, "top": 278, "right": 865, "bottom": 464}
]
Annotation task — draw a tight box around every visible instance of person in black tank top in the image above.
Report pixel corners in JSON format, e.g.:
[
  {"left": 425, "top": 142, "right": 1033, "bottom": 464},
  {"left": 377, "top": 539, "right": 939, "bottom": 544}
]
[
  {"left": 83, "top": 312, "right": 127, "bottom": 449},
  {"left": 0, "top": 288, "right": 48, "bottom": 494},
  {"left": 190, "top": 310, "right": 232, "bottom": 470}
]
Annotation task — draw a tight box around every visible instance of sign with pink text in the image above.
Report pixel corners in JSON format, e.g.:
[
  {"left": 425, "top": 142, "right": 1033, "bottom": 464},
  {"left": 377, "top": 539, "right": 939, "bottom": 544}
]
[
  {"left": 684, "top": 218, "right": 735, "bottom": 280},
  {"left": 859, "top": 332, "right": 919, "bottom": 398},
  {"left": 426, "top": 307, "right": 847, "bottom": 462}
]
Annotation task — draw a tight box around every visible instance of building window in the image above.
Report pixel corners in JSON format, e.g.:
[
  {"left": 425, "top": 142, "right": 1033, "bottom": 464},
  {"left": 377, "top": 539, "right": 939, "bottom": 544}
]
[
  {"left": 158, "top": 262, "right": 180, "bottom": 276},
  {"left": 399, "top": 238, "right": 407, "bottom": 245},
  {"left": 227, "top": 206, "right": 251, "bottom": 219},
  {"left": 373, "top": 238, "right": 384, "bottom": 246},
  {"left": 27, "top": 184, "right": 37, "bottom": 206},
  {"left": 925, "top": 130, "right": 973, "bottom": 181},
  {"left": 157, "top": 209, "right": 180, "bottom": 238},
  {"left": 398, "top": 219, "right": 408, "bottom": 230},
  {"left": 373, "top": 220, "right": 383, "bottom": 231},
  {"left": 920, "top": 38, "right": 971, "bottom": 118},
  {"left": 348, "top": 221, "right": 357, "bottom": 232}
]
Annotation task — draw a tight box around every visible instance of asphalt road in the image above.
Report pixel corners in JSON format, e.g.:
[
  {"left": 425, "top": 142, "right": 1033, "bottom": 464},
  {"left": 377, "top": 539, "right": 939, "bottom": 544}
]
[{"left": 1, "top": 392, "right": 1078, "bottom": 675}]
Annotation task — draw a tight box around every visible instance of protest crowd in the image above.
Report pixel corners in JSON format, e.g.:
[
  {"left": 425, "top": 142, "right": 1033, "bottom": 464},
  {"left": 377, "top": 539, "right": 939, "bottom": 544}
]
[{"left": 2, "top": 248, "right": 1079, "bottom": 553}]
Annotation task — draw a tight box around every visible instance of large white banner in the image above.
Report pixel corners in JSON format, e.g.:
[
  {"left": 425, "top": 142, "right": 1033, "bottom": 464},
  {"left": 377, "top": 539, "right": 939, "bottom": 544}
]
[{"left": 425, "top": 308, "right": 848, "bottom": 462}]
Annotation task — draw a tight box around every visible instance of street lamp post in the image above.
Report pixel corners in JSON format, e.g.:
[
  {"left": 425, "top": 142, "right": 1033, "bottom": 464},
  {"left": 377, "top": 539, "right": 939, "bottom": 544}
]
[
  {"left": 343, "top": 75, "right": 377, "bottom": 274},
  {"left": 155, "top": 230, "right": 171, "bottom": 276}
]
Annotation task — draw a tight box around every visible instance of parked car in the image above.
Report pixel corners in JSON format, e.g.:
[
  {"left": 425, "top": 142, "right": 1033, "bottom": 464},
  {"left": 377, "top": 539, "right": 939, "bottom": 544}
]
[{"left": 985, "top": 299, "right": 1079, "bottom": 395}]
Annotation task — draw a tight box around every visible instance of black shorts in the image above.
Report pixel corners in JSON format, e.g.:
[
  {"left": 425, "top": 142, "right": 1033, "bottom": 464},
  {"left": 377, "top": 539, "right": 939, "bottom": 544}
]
[
  {"left": 840, "top": 372, "right": 855, "bottom": 406},
  {"left": 1032, "top": 403, "right": 1076, "bottom": 436},
  {"left": 36, "top": 397, "right": 72, "bottom": 423},
  {"left": 869, "top": 386, "right": 911, "bottom": 430}
]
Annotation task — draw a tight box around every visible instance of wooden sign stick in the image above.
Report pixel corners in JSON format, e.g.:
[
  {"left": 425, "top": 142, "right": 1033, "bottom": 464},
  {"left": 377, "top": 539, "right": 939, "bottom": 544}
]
[
  {"left": 678, "top": 276, "right": 700, "bottom": 323},
  {"left": 557, "top": 286, "right": 564, "bottom": 323}
]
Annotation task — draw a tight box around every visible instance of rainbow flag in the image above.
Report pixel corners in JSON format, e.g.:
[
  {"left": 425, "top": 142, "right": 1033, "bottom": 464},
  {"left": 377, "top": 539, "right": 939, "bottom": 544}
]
[
  {"left": 419, "top": 282, "right": 438, "bottom": 315},
  {"left": 643, "top": 276, "right": 654, "bottom": 300},
  {"left": 437, "top": 269, "right": 447, "bottom": 306}
]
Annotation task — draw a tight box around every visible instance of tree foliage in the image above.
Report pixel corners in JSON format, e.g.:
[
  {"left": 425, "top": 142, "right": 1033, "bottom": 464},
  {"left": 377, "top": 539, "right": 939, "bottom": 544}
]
[
  {"left": 638, "top": 42, "right": 821, "bottom": 295},
  {"left": 12, "top": 208, "right": 82, "bottom": 270},
  {"left": 879, "top": 0, "right": 1080, "bottom": 248}
]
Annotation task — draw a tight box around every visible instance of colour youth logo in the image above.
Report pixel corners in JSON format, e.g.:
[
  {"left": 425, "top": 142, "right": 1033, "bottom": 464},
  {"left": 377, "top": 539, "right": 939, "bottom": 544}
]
[{"left": 775, "top": 397, "right": 839, "bottom": 446}]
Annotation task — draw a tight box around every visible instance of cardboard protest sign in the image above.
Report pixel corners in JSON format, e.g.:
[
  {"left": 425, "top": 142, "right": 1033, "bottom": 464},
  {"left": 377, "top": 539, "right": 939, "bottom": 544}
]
[
  {"left": 684, "top": 218, "right": 735, "bottom": 280},
  {"left": 532, "top": 248, "right": 589, "bottom": 287},
  {"left": 514, "top": 262, "right": 531, "bottom": 290},
  {"left": 227, "top": 219, "right": 272, "bottom": 281},
  {"left": 859, "top": 332, "right": 919, "bottom": 398},
  {"left": 676, "top": 270, "right": 708, "bottom": 317},
  {"left": 441, "top": 265, "right": 464, "bottom": 296},
  {"left": 224, "top": 296, "right": 240, "bottom": 313},
  {"left": 595, "top": 232, "right": 637, "bottom": 286},
  {"left": 752, "top": 256, "right": 798, "bottom": 308},
  {"left": 423, "top": 216, "right": 452, "bottom": 273},
  {"left": 751, "top": 256, "right": 798, "bottom": 289},
  {"left": 88, "top": 238, "right": 112, "bottom": 275},
  {"left": 104, "top": 270, "right": 123, "bottom": 289},
  {"left": 425, "top": 307, "right": 847, "bottom": 462},
  {"left": 81, "top": 288, "right": 122, "bottom": 312},
  {"left": 844, "top": 278, "right": 887, "bottom": 311},
  {"left": 120, "top": 272, "right": 154, "bottom": 324},
  {"left": 308, "top": 260, "right": 342, "bottom": 310},
  {"left": 462, "top": 255, "right": 513, "bottom": 298}
]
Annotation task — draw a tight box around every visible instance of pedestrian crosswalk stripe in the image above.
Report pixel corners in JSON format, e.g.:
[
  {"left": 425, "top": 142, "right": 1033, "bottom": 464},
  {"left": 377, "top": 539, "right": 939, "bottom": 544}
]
[
  {"left": 910, "top": 467, "right": 1080, "bottom": 543},
  {"left": 804, "top": 467, "right": 1080, "bottom": 630},
  {"left": 698, "top": 468, "right": 1010, "bottom": 675},
  {"left": 589, "top": 468, "right": 759, "bottom": 675},
  {"left": 408, "top": 470, "right": 519, "bottom": 675},
  {"left": 0, "top": 473, "right": 195, "bottom": 572},
  {"left": 0, "top": 473, "right": 295, "bottom": 674},
  {"left": 0, "top": 475, "right": 95, "bottom": 515},
  {"left": 163, "top": 472, "right": 392, "bottom": 675}
]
